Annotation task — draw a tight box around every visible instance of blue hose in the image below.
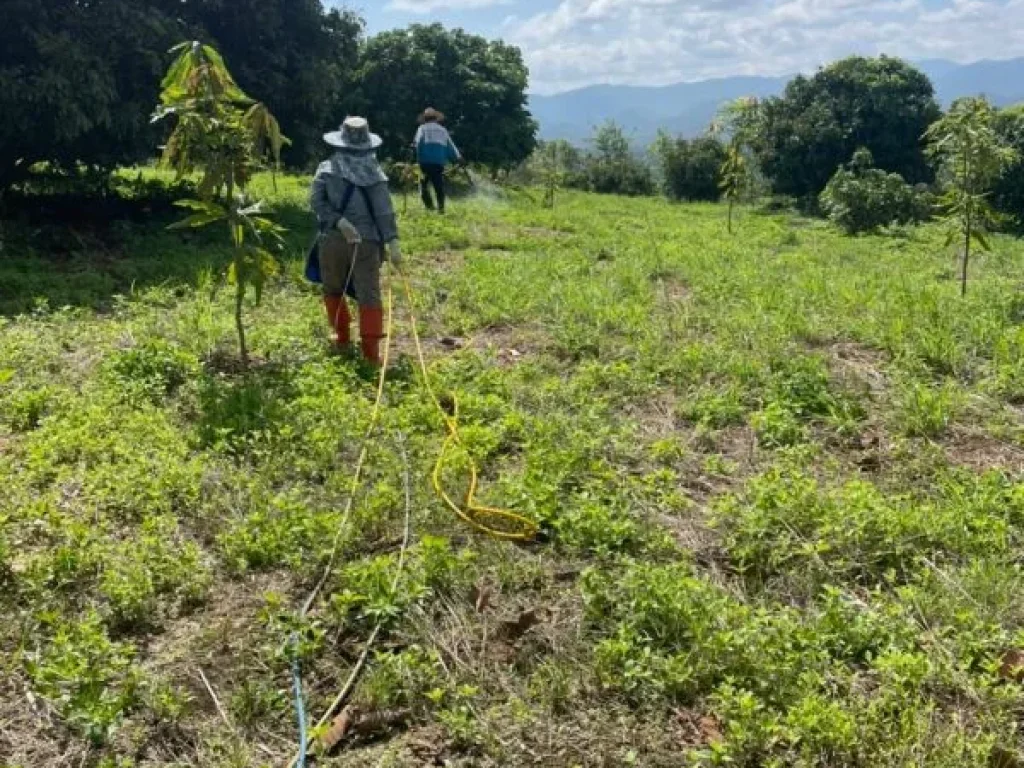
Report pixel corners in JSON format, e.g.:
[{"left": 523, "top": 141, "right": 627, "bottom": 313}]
[{"left": 291, "top": 633, "right": 308, "bottom": 768}]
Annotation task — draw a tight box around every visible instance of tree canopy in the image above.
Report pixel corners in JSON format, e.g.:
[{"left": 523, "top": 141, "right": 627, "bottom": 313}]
[
  {"left": 1, "top": 7, "right": 536, "bottom": 192},
  {"left": 0, "top": 0, "right": 179, "bottom": 189},
  {"left": 993, "top": 103, "right": 1024, "bottom": 231},
  {"left": 182, "top": 0, "right": 363, "bottom": 168},
  {"left": 352, "top": 24, "right": 537, "bottom": 170},
  {"left": 753, "top": 56, "right": 941, "bottom": 199}
]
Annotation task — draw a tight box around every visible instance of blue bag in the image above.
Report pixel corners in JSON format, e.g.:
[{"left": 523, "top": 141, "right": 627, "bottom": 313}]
[{"left": 305, "top": 182, "right": 357, "bottom": 285}]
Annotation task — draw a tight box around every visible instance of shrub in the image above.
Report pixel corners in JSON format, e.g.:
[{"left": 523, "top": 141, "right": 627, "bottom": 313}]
[
  {"left": 820, "top": 148, "right": 933, "bottom": 234},
  {"left": 105, "top": 339, "right": 197, "bottom": 403},
  {"left": 582, "top": 156, "right": 655, "bottom": 196},
  {"left": 993, "top": 104, "right": 1024, "bottom": 232},
  {"left": 713, "top": 467, "right": 1015, "bottom": 586},
  {"left": 579, "top": 121, "right": 655, "bottom": 197},
  {"left": 652, "top": 134, "right": 727, "bottom": 201},
  {"left": 26, "top": 611, "right": 141, "bottom": 746}
]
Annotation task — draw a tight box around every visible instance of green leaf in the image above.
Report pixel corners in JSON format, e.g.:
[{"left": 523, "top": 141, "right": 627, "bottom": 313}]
[
  {"left": 238, "top": 202, "right": 263, "bottom": 217},
  {"left": 248, "top": 248, "right": 280, "bottom": 304},
  {"left": 174, "top": 199, "right": 226, "bottom": 217},
  {"left": 971, "top": 229, "right": 992, "bottom": 251},
  {"left": 167, "top": 212, "right": 225, "bottom": 230}
]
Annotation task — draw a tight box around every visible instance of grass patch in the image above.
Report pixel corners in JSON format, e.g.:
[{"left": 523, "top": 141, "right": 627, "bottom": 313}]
[{"left": 3, "top": 176, "right": 1024, "bottom": 765}]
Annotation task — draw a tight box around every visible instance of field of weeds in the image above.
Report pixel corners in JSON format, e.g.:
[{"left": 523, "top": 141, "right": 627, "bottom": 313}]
[{"left": 4, "top": 177, "right": 1024, "bottom": 766}]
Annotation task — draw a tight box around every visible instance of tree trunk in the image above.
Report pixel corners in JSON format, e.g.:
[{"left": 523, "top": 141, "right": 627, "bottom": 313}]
[
  {"left": 962, "top": 189, "right": 972, "bottom": 298},
  {"left": 727, "top": 199, "right": 734, "bottom": 234},
  {"left": 961, "top": 141, "right": 971, "bottom": 298},
  {"left": 961, "top": 226, "right": 970, "bottom": 298},
  {"left": 235, "top": 268, "right": 248, "bottom": 366},
  {"left": 226, "top": 173, "right": 249, "bottom": 367}
]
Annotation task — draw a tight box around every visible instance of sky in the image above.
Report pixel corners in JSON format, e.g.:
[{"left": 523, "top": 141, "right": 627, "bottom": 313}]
[{"left": 343, "top": 0, "right": 1024, "bottom": 94}]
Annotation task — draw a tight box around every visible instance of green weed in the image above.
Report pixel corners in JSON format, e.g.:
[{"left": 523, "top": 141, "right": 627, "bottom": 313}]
[{"left": 5, "top": 178, "right": 1024, "bottom": 765}]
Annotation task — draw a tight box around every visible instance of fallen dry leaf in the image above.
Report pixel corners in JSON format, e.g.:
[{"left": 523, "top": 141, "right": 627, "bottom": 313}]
[
  {"left": 320, "top": 705, "right": 356, "bottom": 752},
  {"left": 698, "top": 715, "right": 723, "bottom": 743},
  {"left": 999, "top": 649, "right": 1024, "bottom": 682},
  {"left": 497, "top": 607, "right": 549, "bottom": 643},
  {"left": 469, "top": 580, "right": 492, "bottom": 613}
]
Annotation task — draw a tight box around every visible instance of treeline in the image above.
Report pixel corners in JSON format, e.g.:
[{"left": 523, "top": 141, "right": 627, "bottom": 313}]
[
  {"left": 0, "top": 1, "right": 536, "bottom": 192},
  {"left": 524, "top": 56, "right": 1024, "bottom": 232}
]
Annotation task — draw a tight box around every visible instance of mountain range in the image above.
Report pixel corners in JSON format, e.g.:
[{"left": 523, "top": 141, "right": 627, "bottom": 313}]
[{"left": 528, "top": 58, "right": 1024, "bottom": 146}]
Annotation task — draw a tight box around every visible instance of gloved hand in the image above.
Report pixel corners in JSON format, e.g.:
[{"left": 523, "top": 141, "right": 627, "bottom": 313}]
[
  {"left": 335, "top": 217, "right": 361, "bottom": 244},
  {"left": 387, "top": 240, "right": 403, "bottom": 267}
]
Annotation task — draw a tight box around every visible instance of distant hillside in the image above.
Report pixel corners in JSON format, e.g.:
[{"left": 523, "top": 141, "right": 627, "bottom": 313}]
[{"left": 530, "top": 57, "right": 1024, "bottom": 146}]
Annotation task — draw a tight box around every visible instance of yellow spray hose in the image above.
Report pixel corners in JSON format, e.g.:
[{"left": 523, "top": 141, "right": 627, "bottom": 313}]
[
  {"left": 288, "top": 261, "right": 537, "bottom": 768},
  {"left": 395, "top": 267, "right": 538, "bottom": 542},
  {"left": 300, "top": 272, "right": 396, "bottom": 618}
]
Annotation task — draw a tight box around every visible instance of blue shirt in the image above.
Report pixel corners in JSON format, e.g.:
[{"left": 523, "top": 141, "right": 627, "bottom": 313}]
[{"left": 414, "top": 123, "right": 460, "bottom": 166}]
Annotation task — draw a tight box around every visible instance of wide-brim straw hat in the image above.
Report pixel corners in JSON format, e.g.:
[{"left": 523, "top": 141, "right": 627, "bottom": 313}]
[
  {"left": 324, "top": 116, "right": 383, "bottom": 151},
  {"left": 418, "top": 107, "right": 445, "bottom": 123}
]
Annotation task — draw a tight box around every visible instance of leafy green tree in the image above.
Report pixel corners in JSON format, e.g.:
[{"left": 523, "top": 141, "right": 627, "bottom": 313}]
[
  {"left": 0, "top": 0, "right": 179, "bottom": 192},
  {"left": 652, "top": 134, "right": 726, "bottom": 202},
  {"left": 153, "top": 42, "right": 287, "bottom": 366},
  {"left": 582, "top": 122, "right": 654, "bottom": 197},
  {"left": 820, "top": 148, "right": 933, "bottom": 234},
  {"left": 531, "top": 140, "right": 584, "bottom": 207},
  {"left": 0, "top": 0, "right": 362, "bottom": 192},
  {"left": 719, "top": 145, "right": 748, "bottom": 234},
  {"left": 180, "top": 0, "right": 363, "bottom": 168},
  {"left": 753, "top": 56, "right": 940, "bottom": 200},
  {"left": 925, "top": 97, "right": 1018, "bottom": 296},
  {"left": 353, "top": 24, "right": 537, "bottom": 171},
  {"left": 993, "top": 104, "right": 1024, "bottom": 231},
  {"left": 711, "top": 97, "right": 763, "bottom": 231}
]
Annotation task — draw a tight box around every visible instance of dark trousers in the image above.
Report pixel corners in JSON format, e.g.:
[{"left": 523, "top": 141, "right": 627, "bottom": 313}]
[{"left": 419, "top": 163, "right": 446, "bottom": 212}]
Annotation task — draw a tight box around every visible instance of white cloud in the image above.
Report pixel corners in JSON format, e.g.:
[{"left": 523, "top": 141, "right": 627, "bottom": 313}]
[
  {"left": 511, "top": 0, "right": 1024, "bottom": 93},
  {"left": 385, "top": 0, "right": 511, "bottom": 12}
]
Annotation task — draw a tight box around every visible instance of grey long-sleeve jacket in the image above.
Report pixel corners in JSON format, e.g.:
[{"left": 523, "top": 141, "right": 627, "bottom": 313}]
[{"left": 310, "top": 160, "right": 398, "bottom": 243}]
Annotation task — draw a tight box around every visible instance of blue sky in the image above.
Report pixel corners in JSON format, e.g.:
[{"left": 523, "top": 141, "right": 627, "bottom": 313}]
[{"left": 342, "top": 0, "right": 1024, "bottom": 94}]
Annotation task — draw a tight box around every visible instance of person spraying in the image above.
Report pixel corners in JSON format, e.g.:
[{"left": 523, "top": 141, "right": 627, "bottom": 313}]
[
  {"left": 308, "top": 116, "right": 401, "bottom": 364},
  {"left": 412, "top": 107, "right": 461, "bottom": 213}
]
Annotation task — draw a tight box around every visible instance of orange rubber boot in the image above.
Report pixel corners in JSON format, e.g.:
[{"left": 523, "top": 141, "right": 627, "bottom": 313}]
[
  {"left": 359, "top": 306, "right": 384, "bottom": 365},
  {"left": 324, "top": 296, "right": 351, "bottom": 346}
]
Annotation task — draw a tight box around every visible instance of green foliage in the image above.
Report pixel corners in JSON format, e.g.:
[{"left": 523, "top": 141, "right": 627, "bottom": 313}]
[
  {"left": 354, "top": 23, "right": 537, "bottom": 171},
  {"left": 184, "top": 0, "right": 363, "bottom": 168},
  {"left": 652, "top": 133, "right": 727, "bottom": 202},
  {"left": 751, "top": 402, "right": 806, "bottom": 447},
  {"left": 327, "top": 536, "right": 476, "bottom": 633},
  {"left": 712, "top": 97, "right": 764, "bottom": 231},
  {"left": 927, "top": 97, "right": 1019, "bottom": 295},
  {"left": 153, "top": 42, "right": 287, "bottom": 365},
  {"left": 0, "top": 0, "right": 362, "bottom": 189},
  {"left": 25, "top": 611, "right": 141, "bottom": 746},
  {"left": 0, "top": 0, "right": 178, "bottom": 191},
  {"left": 99, "top": 515, "right": 210, "bottom": 629},
  {"left": 8, "top": 179, "right": 1024, "bottom": 764},
  {"left": 894, "top": 379, "right": 962, "bottom": 437},
  {"left": 526, "top": 140, "right": 585, "bottom": 207},
  {"left": 105, "top": 339, "right": 198, "bottom": 403},
  {"left": 578, "top": 122, "right": 655, "bottom": 197},
  {"left": 714, "top": 466, "right": 1019, "bottom": 587},
  {"left": 820, "top": 148, "right": 934, "bottom": 234},
  {"left": 753, "top": 56, "right": 940, "bottom": 199},
  {"left": 993, "top": 103, "right": 1024, "bottom": 231}
]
